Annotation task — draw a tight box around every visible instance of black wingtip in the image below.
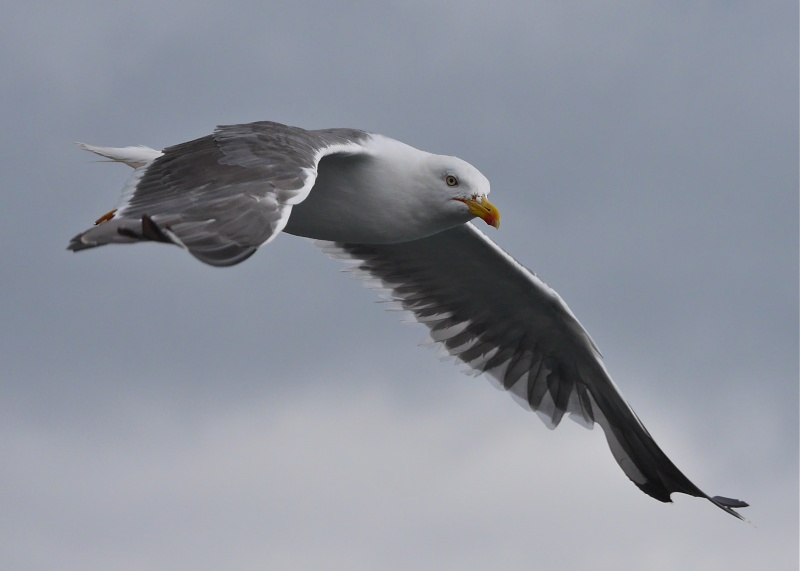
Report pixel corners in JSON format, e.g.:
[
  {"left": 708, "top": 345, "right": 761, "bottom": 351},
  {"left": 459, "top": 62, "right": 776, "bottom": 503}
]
[
  {"left": 708, "top": 495, "right": 749, "bottom": 520},
  {"left": 711, "top": 495, "right": 749, "bottom": 509},
  {"left": 140, "top": 214, "right": 174, "bottom": 243},
  {"left": 67, "top": 232, "right": 94, "bottom": 252}
]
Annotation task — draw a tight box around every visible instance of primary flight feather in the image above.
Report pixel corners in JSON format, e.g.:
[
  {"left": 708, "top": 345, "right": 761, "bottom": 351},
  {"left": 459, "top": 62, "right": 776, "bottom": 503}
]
[{"left": 69, "top": 120, "right": 747, "bottom": 518}]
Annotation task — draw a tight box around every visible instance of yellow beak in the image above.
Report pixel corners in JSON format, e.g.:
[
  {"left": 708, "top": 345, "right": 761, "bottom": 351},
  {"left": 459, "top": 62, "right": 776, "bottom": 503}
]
[{"left": 457, "top": 195, "right": 501, "bottom": 229}]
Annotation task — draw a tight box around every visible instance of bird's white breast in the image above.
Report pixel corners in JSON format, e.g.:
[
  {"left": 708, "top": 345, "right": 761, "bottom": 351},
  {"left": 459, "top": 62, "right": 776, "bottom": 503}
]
[{"left": 283, "top": 136, "right": 471, "bottom": 243}]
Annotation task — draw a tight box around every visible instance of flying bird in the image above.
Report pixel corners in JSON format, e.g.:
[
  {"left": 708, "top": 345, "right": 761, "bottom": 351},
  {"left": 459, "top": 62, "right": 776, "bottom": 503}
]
[{"left": 69, "top": 120, "right": 747, "bottom": 518}]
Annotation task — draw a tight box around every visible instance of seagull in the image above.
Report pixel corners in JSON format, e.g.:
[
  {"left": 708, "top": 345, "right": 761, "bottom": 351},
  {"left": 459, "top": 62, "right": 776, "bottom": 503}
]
[{"left": 70, "top": 120, "right": 747, "bottom": 518}]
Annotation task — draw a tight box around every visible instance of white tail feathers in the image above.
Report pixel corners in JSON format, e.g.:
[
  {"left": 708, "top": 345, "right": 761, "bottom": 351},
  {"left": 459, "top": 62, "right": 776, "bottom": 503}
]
[{"left": 75, "top": 142, "right": 162, "bottom": 169}]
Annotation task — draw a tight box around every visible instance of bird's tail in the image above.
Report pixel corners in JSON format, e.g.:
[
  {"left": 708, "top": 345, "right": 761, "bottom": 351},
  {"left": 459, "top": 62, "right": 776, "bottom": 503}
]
[
  {"left": 70, "top": 142, "right": 171, "bottom": 252},
  {"left": 75, "top": 142, "right": 162, "bottom": 169}
]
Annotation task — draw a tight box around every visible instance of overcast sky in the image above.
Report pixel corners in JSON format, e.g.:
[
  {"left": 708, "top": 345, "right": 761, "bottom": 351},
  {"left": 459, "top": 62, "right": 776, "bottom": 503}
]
[{"left": 1, "top": 2, "right": 797, "bottom": 570}]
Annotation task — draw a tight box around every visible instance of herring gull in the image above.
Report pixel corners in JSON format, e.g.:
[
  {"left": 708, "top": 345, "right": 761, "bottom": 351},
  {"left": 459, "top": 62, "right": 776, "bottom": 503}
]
[{"left": 69, "top": 120, "right": 747, "bottom": 518}]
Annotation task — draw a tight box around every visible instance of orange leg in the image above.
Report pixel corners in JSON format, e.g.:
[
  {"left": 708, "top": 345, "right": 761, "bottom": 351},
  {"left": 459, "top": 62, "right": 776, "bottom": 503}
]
[{"left": 94, "top": 209, "right": 117, "bottom": 225}]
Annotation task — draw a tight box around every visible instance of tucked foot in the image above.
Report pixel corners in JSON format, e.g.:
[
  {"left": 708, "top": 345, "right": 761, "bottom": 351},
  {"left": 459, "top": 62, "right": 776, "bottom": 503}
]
[{"left": 94, "top": 209, "right": 117, "bottom": 225}]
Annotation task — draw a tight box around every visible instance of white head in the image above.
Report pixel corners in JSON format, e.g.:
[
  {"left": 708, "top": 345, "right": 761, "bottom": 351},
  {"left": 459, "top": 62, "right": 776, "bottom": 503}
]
[
  {"left": 419, "top": 154, "right": 500, "bottom": 230},
  {"left": 294, "top": 136, "right": 501, "bottom": 244}
]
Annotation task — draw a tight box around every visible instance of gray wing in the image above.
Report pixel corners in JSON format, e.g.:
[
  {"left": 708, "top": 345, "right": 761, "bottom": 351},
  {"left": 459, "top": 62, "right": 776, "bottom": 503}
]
[
  {"left": 70, "top": 121, "right": 370, "bottom": 266},
  {"left": 321, "top": 223, "right": 748, "bottom": 518}
]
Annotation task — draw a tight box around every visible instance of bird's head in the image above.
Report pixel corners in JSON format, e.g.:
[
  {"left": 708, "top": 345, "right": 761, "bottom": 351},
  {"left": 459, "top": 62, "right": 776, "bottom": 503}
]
[{"left": 423, "top": 155, "right": 500, "bottom": 229}]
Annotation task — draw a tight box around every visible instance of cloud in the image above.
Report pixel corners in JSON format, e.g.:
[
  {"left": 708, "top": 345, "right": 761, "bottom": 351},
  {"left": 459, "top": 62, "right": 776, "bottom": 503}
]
[{"left": 0, "top": 1, "right": 796, "bottom": 569}]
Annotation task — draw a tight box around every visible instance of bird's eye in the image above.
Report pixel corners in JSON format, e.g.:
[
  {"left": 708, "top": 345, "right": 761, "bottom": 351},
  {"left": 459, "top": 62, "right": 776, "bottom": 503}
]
[{"left": 445, "top": 175, "right": 459, "bottom": 187}]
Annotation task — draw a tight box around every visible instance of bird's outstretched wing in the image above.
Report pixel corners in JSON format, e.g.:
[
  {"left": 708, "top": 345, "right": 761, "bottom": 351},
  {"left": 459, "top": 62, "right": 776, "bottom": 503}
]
[
  {"left": 70, "top": 122, "right": 369, "bottom": 266},
  {"left": 320, "top": 223, "right": 748, "bottom": 518}
]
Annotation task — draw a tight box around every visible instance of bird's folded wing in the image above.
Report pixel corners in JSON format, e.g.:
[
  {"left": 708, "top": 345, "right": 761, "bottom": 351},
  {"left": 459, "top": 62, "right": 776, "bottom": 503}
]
[
  {"left": 319, "top": 223, "right": 747, "bottom": 518},
  {"left": 71, "top": 122, "right": 369, "bottom": 266}
]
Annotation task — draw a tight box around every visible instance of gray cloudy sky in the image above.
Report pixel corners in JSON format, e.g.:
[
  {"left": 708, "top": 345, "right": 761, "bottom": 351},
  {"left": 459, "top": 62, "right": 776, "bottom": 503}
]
[{"left": 1, "top": 2, "right": 797, "bottom": 570}]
